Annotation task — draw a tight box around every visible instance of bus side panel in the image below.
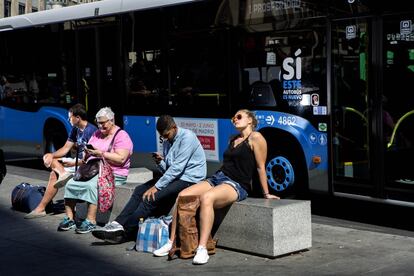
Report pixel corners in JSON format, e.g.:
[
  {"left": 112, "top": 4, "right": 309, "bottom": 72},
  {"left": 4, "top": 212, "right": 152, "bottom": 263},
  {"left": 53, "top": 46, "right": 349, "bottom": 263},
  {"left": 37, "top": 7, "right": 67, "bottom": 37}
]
[
  {"left": 123, "top": 115, "right": 158, "bottom": 153},
  {"left": 123, "top": 115, "right": 238, "bottom": 172},
  {"left": 217, "top": 118, "right": 238, "bottom": 161},
  {"left": 0, "top": 106, "right": 70, "bottom": 159}
]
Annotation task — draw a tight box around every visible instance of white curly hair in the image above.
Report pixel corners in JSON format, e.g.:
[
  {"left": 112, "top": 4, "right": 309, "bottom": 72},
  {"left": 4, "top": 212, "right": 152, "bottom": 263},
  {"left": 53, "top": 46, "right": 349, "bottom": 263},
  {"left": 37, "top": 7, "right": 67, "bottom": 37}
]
[{"left": 95, "top": 107, "right": 115, "bottom": 122}]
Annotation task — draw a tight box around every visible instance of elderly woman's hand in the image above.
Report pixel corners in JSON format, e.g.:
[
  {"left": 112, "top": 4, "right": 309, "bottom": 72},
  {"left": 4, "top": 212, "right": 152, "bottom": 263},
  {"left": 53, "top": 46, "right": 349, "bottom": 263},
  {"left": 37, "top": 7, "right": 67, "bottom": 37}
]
[{"left": 85, "top": 148, "right": 103, "bottom": 158}]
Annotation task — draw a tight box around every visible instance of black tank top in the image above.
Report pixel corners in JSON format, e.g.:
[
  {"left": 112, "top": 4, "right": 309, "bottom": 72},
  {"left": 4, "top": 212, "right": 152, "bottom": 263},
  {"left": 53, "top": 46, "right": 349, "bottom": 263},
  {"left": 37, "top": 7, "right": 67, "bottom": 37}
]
[{"left": 221, "top": 135, "right": 256, "bottom": 193}]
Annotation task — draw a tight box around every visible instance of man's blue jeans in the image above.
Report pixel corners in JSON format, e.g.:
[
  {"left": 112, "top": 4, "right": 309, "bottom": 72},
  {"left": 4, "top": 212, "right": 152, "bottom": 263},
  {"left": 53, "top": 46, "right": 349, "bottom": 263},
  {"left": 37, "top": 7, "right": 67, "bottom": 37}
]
[{"left": 114, "top": 178, "right": 194, "bottom": 240}]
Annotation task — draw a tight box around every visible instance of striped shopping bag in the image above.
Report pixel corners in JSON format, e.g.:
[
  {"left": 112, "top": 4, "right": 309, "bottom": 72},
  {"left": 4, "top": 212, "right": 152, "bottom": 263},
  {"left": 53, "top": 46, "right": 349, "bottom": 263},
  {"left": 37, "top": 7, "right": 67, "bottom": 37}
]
[{"left": 135, "top": 215, "right": 172, "bottom": 253}]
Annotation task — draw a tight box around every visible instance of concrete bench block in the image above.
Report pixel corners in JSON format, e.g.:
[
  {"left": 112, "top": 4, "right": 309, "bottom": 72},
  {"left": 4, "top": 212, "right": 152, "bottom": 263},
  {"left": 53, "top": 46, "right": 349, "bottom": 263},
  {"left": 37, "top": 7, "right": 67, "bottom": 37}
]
[
  {"left": 214, "top": 198, "right": 312, "bottom": 258},
  {"left": 76, "top": 167, "right": 152, "bottom": 224},
  {"left": 127, "top": 168, "right": 153, "bottom": 184},
  {"left": 109, "top": 182, "right": 141, "bottom": 221}
]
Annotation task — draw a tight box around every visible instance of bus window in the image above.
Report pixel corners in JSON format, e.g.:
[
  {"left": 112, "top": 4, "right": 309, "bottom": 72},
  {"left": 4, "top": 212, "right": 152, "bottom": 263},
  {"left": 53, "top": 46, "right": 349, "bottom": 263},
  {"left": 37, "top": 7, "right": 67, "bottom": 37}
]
[
  {"left": 241, "top": 29, "right": 325, "bottom": 114},
  {"left": 0, "top": 24, "right": 77, "bottom": 107},
  {"left": 168, "top": 31, "right": 229, "bottom": 117},
  {"left": 383, "top": 16, "right": 414, "bottom": 189}
]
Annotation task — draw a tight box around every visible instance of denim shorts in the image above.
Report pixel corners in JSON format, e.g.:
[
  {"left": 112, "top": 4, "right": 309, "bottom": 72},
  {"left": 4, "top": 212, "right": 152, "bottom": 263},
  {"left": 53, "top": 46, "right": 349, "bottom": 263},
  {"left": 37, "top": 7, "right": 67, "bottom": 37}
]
[{"left": 206, "top": 171, "right": 248, "bottom": 201}]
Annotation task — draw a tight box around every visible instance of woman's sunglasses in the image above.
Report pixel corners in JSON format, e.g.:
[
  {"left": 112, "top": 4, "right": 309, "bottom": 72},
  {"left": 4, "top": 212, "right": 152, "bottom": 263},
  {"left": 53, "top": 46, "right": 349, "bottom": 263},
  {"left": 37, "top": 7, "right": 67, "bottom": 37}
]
[{"left": 231, "top": 114, "right": 242, "bottom": 123}]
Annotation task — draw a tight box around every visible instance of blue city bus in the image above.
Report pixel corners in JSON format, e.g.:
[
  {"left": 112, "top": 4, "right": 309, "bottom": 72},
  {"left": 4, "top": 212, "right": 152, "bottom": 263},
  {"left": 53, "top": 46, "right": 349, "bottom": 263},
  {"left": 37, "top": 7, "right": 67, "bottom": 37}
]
[{"left": 0, "top": 0, "right": 413, "bottom": 203}]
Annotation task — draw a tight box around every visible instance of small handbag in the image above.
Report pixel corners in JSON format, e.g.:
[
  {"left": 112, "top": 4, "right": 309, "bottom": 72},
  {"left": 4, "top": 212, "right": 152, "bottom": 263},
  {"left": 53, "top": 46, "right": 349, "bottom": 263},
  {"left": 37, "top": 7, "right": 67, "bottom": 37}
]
[{"left": 73, "top": 158, "right": 100, "bottom": 181}]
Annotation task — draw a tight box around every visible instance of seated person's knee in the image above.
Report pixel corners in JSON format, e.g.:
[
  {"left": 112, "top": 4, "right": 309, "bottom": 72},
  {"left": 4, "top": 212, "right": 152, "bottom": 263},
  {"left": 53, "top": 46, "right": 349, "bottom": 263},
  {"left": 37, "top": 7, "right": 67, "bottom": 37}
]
[
  {"left": 200, "top": 192, "right": 213, "bottom": 206},
  {"left": 178, "top": 188, "right": 193, "bottom": 198}
]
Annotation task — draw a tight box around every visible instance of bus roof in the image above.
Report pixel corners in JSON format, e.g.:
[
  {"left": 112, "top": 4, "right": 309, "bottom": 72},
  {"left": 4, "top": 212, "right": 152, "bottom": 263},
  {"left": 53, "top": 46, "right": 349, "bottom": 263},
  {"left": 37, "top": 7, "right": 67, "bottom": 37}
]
[{"left": 0, "top": 0, "right": 198, "bottom": 32}]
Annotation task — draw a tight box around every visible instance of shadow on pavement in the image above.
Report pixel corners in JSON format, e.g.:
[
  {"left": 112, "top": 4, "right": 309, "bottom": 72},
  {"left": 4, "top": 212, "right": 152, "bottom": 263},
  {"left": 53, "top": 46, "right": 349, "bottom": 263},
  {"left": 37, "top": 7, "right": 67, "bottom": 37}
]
[{"left": 0, "top": 206, "right": 153, "bottom": 276}]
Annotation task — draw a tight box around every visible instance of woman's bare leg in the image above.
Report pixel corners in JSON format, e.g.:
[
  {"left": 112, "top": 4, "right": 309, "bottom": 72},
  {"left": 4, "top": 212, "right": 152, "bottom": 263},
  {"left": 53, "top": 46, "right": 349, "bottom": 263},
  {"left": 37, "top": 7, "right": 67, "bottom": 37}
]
[
  {"left": 64, "top": 199, "right": 77, "bottom": 220},
  {"left": 198, "top": 184, "right": 237, "bottom": 247},
  {"left": 86, "top": 204, "right": 97, "bottom": 224},
  {"left": 169, "top": 181, "right": 212, "bottom": 241}
]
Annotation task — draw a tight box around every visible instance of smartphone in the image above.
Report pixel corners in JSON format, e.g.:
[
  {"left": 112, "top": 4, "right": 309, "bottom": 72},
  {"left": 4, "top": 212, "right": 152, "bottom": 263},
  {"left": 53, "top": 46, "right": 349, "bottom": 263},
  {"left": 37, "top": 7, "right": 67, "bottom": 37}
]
[
  {"left": 86, "top": 144, "right": 95, "bottom": 150},
  {"left": 151, "top": 152, "right": 158, "bottom": 157}
]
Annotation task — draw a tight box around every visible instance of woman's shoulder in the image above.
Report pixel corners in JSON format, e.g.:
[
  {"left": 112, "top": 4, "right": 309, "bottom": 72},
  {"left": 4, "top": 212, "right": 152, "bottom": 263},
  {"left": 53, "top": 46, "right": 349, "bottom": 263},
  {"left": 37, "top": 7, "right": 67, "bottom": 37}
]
[
  {"left": 248, "top": 131, "right": 266, "bottom": 144},
  {"left": 114, "top": 127, "right": 133, "bottom": 145},
  {"left": 249, "top": 131, "right": 264, "bottom": 140},
  {"left": 115, "top": 128, "right": 131, "bottom": 139}
]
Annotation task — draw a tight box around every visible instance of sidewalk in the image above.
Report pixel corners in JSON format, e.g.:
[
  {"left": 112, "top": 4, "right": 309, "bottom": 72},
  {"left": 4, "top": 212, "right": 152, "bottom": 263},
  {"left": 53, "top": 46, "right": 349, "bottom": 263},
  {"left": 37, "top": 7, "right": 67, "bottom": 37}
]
[{"left": 1, "top": 165, "right": 414, "bottom": 275}]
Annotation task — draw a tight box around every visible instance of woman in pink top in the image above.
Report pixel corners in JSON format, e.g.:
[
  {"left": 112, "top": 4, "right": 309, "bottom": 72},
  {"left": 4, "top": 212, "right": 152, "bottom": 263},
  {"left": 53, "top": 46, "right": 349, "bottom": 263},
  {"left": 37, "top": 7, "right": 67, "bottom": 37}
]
[{"left": 58, "top": 107, "right": 133, "bottom": 234}]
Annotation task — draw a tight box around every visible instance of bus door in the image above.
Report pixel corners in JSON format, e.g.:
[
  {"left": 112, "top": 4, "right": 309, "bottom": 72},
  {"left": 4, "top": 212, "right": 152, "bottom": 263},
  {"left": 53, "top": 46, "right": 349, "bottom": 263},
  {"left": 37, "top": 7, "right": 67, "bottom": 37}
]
[
  {"left": 383, "top": 15, "right": 414, "bottom": 202},
  {"left": 75, "top": 17, "right": 121, "bottom": 120},
  {"left": 331, "top": 19, "right": 374, "bottom": 196}
]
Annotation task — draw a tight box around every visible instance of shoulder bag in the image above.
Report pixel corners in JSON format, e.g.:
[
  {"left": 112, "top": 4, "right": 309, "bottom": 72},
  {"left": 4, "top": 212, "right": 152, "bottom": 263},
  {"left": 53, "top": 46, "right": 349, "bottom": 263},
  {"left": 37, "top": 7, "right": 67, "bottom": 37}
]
[
  {"left": 73, "top": 158, "right": 100, "bottom": 181},
  {"left": 97, "top": 128, "right": 122, "bottom": 212}
]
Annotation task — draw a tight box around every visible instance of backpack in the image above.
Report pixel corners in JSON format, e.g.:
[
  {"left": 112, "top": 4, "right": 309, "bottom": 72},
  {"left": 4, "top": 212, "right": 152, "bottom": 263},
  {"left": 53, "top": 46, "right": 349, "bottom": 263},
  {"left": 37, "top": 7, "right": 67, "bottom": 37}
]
[
  {"left": 0, "top": 149, "right": 6, "bottom": 184},
  {"left": 168, "top": 195, "right": 217, "bottom": 260}
]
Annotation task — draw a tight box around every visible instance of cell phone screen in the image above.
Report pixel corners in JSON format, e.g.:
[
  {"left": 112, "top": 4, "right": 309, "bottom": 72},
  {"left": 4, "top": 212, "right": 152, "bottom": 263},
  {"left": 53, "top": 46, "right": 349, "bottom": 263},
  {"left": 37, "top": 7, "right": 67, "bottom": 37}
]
[{"left": 86, "top": 144, "right": 94, "bottom": 149}]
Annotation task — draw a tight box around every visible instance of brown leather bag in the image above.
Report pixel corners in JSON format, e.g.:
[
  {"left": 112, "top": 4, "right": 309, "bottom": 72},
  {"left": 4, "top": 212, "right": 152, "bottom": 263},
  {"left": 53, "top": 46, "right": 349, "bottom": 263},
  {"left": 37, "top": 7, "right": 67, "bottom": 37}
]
[{"left": 168, "top": 195, "right": 217, "bottom": 260}]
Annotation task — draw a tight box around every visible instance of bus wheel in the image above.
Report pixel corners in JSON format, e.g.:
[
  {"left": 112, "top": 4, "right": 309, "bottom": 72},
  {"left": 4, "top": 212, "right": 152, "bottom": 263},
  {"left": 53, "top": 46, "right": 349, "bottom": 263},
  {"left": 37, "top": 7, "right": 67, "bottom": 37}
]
[
  {"left": 266, "top": 156, "right": 295, "bottom": 192},
  {"left": 44, "top": 124, "right": 67, "bottom": 154}
]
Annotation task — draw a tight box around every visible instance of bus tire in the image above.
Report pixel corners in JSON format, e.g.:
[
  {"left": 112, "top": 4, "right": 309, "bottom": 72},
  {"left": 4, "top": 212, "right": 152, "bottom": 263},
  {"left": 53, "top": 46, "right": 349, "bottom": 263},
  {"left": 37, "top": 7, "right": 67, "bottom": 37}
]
[
  {"left": 265, "top": 147, "right": 307, "bottom": 199},
  {"left": 44, "top": 122, "right": 67, "bottom": 154},
  {"left": 260, "top": 128, "right": 308, "bottom": 199},
  {"left": 266, "top": 156, "right": 295, "bottom": 192}
]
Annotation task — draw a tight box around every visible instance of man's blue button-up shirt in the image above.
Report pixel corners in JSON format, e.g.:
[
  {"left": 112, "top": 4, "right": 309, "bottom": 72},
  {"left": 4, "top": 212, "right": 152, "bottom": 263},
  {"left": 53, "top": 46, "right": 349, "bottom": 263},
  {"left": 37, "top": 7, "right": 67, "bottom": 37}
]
[{"left": 155, "top": 127, "right": 206, "bottom": 190}]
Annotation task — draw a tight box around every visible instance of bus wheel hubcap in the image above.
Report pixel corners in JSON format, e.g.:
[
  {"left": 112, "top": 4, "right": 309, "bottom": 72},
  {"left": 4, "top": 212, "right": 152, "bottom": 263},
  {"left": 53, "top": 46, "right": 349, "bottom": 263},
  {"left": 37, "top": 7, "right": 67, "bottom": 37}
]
[{"left": 266, "top": 156, "right": 295, "bottom": 192}]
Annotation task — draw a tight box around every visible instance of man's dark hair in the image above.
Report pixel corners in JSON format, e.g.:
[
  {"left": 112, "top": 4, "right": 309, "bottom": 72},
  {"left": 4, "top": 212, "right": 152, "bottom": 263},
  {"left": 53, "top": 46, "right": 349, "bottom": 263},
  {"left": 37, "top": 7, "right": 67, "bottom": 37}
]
[
  {"left": 156, "top": 115, "right": 176, "bottom": 134},
  {"left": 69, "top": 103, "right": 87, "bottom": 120}
]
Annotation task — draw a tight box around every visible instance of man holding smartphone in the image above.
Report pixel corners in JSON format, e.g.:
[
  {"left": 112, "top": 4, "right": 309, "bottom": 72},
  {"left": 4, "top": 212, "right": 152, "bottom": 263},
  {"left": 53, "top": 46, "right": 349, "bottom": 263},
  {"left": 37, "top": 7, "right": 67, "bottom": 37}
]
[
  {"left": 92, "top": 115, "right": 207, "bottom": 243},
  {"left": 24, "top": 103, "right": 97, "bottom": 219}
]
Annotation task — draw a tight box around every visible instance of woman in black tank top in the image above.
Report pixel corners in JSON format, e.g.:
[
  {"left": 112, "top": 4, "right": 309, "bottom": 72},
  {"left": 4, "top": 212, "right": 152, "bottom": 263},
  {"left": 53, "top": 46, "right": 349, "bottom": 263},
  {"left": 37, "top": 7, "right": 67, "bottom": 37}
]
[{"left": 153, "top": 109, "right": 279, "bottom": 265}]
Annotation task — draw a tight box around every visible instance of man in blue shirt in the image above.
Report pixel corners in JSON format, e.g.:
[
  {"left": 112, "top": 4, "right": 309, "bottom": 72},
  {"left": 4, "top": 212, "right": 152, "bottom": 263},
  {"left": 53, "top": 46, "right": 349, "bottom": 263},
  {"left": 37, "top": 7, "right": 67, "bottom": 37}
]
[
  {"left": 24, "top": 103, "right": 97, "bottom": 219},
  {"left": 92, "top": 115, "right": 206, "bottom": 243}
]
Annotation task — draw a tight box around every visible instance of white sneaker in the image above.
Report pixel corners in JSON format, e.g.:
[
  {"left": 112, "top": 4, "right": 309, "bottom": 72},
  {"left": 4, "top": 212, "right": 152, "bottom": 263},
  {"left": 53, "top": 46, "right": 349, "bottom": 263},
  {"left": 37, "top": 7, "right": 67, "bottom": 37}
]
[
  {"left": 54, "top": 172, "right": 73, "bottom": 188},
  {"left": 91, "top": 221, "right": 125, "bottom": 243},
  {"left": 192, "top": 246, "right": 209, "bottom": 265},
  {"left": 153, "top": 240, "right": 173, "bottom": 257},
  {"left": 103, "top": 221, "right": 124, "bottom": 232}
]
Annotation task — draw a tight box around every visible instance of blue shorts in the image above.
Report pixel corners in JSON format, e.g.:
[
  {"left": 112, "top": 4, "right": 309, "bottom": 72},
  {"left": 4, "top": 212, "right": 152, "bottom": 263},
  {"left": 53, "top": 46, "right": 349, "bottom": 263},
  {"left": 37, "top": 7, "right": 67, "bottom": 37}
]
[{"left": 206, "top": 171, "right": 248, "bottom": 201}]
